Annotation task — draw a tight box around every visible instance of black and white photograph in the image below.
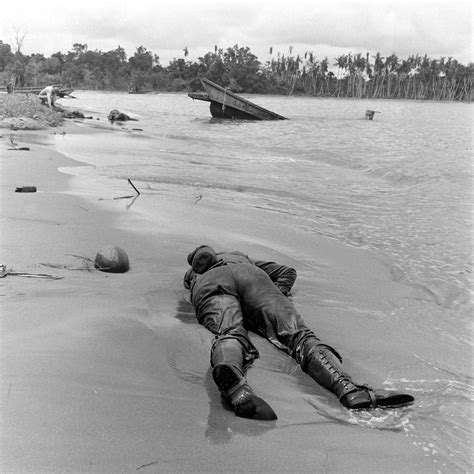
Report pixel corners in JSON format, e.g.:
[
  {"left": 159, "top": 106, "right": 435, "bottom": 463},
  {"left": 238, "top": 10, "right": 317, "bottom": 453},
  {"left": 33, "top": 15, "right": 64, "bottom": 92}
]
[{"left": 1, "top": 1, "right": 472, "bottom": 472}]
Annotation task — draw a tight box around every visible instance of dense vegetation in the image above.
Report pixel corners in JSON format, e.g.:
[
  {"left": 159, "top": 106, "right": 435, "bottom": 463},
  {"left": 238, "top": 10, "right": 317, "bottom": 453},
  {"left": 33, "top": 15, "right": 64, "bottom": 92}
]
[
  {"left": 0, "top": 94, "right": 64, "bottom": 127},
  {"left": 1, "top": 40, "right": 472, "bottom": 101}
]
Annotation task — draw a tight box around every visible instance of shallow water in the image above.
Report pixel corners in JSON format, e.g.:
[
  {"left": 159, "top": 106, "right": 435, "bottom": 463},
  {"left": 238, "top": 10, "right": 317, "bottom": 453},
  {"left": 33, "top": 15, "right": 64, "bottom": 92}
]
[{"left": 50, "top": 91, "right": 472, "bottom": 472}]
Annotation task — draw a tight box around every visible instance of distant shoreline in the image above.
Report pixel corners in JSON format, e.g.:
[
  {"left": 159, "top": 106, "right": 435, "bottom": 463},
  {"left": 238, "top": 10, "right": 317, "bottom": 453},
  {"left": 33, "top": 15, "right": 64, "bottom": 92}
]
[{"left": 1, "top": 41, "right": 472, "bottom": 102}]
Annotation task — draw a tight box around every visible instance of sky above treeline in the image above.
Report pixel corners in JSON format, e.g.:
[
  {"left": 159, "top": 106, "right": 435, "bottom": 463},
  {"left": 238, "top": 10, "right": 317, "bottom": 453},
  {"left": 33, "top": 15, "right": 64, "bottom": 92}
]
[{"left": 1, "top": 0, "right": 472, "bottom": 66}]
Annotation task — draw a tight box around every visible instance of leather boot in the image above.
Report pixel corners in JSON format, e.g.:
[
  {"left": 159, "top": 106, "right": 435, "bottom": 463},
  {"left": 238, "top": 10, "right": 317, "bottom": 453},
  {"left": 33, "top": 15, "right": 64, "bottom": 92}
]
[
  {"left": 212, "top": 363, "right": 277, "bottom": 420},
  {"left": 305, "top": 347, "right": 414, "bottom": 410}
]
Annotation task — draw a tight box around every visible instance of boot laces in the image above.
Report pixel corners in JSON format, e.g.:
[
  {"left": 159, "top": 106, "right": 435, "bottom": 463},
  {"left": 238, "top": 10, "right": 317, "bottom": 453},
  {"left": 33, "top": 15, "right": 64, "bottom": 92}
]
[{"left": 319, "top": 350, "right": 356, "bottom": 396}]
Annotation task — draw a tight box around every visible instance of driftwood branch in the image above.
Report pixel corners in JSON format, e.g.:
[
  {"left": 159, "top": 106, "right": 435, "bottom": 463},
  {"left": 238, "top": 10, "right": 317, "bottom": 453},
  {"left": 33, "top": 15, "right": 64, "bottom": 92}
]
[
  {"left": 0, "top": 264, "right": 62, "bottom": 280},
  {"left": 103, "top": 178, "right": 142, "bottom": 201},
  {"left": 136, "top": 461, "right": 159, "bottom": 471},
  {"left": 112, "top": 195, "right": 135, "bottom": 200},
  {"left": 8, "top": 136, "right": 29, "bottom": 150},
  {"left": 40, "top": 258, "right": 94, "bottom": 272},
  {"left": 127, "top": 178, "right": 140, "bottom": 195},
  {"left": 126, "top": 194, "right": 140, "bottom": 210},
  {"left": 66, "top": 254, "right": 95, "bottom": 269}
]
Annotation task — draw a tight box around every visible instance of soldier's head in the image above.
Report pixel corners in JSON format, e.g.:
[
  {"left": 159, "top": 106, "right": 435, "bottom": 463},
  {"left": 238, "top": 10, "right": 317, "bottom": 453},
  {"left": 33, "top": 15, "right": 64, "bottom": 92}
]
[{"left": 187, "top": 245, "right": 217, "bottom": 274}]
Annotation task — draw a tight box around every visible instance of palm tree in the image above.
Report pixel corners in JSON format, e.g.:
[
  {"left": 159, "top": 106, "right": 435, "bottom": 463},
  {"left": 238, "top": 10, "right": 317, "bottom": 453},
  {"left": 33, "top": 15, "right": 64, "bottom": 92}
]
[
  {"left": 353, "top": 53, "right": 367, "bottom": 97},
  {"left": 372, "top": 52, "right": 385, "bottom": 98},
  {"left": 385, "top": 53, "right": 399, "bottom": 98},
  {"left": 334, "top": 54, "right": 348, "bottom": 97}
]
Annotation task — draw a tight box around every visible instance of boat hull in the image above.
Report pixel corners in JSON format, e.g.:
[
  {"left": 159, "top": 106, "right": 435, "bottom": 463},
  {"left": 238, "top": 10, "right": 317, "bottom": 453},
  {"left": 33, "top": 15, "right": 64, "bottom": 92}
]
[
  {"left": 189, "top": 78, "right": 287, "bottom": 120},
  {"left": 209, "top": 101, "right": 261, "bottom": 120}
]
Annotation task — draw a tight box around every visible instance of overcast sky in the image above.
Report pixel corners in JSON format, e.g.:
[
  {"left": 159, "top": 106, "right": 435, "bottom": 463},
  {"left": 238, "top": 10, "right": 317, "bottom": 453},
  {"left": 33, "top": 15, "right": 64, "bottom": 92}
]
[{"left": 1, "top": 0, "right": 472, "bottom": 66}]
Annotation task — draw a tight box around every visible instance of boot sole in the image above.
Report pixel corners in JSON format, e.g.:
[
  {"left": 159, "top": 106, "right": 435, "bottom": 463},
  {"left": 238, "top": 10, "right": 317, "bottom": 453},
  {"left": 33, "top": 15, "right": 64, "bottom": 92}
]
[
  {"left": 212, "top": 364, "right": 241, "bottom": 394},
  {"left": 374, "top": 393, "right": 415, "bottom": 409},
  {"left": 213, "top": 364, "right": 278, "bottom": 421}
]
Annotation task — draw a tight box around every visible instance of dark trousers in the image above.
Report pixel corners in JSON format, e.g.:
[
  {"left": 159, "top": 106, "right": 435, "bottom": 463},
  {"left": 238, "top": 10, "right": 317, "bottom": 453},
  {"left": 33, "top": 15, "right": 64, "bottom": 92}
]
[{"left": 191, "top": 264, "right": 338, "bottom": 376}]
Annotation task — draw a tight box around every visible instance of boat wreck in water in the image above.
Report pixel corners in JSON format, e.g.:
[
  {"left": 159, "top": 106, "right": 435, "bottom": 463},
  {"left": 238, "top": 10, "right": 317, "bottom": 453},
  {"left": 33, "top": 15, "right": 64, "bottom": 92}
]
[{"left": 188, "top": 78, "right": 287, "bottom": 120}]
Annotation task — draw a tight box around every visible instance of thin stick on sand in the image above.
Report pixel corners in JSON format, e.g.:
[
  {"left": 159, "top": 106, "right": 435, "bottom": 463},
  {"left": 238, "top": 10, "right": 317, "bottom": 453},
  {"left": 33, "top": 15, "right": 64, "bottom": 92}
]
[
  {"left": 102, "top": 178, "right": 141, "bottom": 201},
  {"left": 127, "top": 178, "right": 140, "bottom": 195},
  {"left": 0, "top": 264, "right": 62, "bottom": 280}
]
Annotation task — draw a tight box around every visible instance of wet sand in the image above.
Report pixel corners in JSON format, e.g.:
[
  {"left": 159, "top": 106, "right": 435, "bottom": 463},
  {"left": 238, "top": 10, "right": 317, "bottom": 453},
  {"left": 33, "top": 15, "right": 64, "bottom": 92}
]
[{"left": 1, "top": 122, "right": 435, "bottom": 472}]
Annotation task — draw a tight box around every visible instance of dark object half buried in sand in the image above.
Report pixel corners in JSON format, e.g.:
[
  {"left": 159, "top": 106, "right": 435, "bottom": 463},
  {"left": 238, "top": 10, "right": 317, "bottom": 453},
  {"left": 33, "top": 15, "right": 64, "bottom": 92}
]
[{"left": 15, "top": 186, "right": 37, "bottom": 192}]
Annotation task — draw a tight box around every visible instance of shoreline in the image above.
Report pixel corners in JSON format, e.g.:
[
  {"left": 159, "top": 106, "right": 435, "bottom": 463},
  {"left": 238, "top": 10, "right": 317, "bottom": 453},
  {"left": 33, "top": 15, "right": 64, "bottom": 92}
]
[{"left": 1, "top": 121, "right": 437, "bottom": 472}]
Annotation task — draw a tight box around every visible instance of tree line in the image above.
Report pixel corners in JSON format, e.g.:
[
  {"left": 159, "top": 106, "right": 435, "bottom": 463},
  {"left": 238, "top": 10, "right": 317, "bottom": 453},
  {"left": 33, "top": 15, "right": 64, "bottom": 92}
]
[{"left": 0, "top": 40, "right": 472, "bottom": 101}]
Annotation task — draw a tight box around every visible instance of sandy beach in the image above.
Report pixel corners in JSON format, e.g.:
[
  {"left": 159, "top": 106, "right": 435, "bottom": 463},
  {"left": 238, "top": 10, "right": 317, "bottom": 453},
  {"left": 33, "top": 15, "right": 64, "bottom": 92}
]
[{"left": 1, "top": 120, "right": 437, "bottom": 473}]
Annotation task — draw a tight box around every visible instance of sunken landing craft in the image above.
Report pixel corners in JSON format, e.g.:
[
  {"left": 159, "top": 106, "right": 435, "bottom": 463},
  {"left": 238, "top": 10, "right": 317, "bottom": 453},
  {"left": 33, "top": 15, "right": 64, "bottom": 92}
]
[{"left": 188, "top": 78, "right": 287, "bottom": 120}]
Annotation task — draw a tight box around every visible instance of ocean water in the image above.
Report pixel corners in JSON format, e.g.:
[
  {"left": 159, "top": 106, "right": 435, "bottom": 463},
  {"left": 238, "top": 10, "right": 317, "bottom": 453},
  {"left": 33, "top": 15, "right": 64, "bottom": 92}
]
[{"left": 51, "top": 91, "right": 472, "bottom": 471}]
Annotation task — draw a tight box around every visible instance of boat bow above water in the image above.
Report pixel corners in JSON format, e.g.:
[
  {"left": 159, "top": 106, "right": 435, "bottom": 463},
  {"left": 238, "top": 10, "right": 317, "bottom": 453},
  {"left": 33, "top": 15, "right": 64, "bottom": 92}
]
[{"left": 188, "top": 78, "right": 287, "bottom": 120}]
